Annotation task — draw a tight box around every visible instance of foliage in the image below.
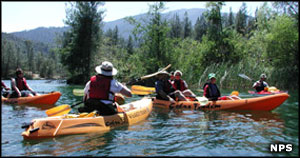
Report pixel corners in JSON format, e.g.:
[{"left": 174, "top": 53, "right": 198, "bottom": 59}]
[{"left": 59, "top": 2, "right": 104, "bottom": 83}]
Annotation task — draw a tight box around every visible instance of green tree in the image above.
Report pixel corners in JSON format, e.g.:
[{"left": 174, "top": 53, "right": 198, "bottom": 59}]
[
  {"left": 25, "top": 40, "right": 35, "bottom": 73},
  {"left": 60, "top": 2, "right": 104, "bottom": 83},
  {"left": 235, "top": 2, "right": 248, "bottom": 36},
  {"left": 127, "top": 35, "right": 134, "bottom": 55},
  {"left": 194, "top": 15, "right": 207, "bottom": 41},
  {"left": 227, "top": 7, "right": 234, "bottom": 28},
  {"left": 170, "top": 13, "right": 182, "bottom": 39},
  {"left": 183, "top": 11, "right": 192, "bottom": 38}
]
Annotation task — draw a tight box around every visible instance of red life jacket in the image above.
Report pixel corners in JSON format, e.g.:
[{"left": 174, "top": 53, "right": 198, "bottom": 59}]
[
  {"left": 172, "top": 79, "right": 187, "bottom": 91},
  {"left": 14, "top": 77, "right": 27, "bottom": 91},
  {"left": 89, "top": 75, "right": 113, "bottom": 100}
]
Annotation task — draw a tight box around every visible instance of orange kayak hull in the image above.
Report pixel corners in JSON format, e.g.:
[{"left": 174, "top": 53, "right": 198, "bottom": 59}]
[
  {"left": 2, "top": 91, "right": 61, "bottom": 105},
  {"left": 153, "top": 93, "right": 289, "bottom": 111},
  {"left": 21, "top": 97, "right": 153, "bottom": 139}
]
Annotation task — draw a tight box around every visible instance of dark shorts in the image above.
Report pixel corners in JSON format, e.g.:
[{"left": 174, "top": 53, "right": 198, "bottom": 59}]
[
  {"left": 9, "top": 91, "right": 30, "bottom": 98},
  {"left": 78, "top": 98, "right": 118, "bottom": 116}
]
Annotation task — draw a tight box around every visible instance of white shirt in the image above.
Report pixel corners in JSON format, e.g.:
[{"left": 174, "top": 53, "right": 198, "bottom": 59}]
[{"left": 84, "top": 79, "right": 124, "bottom": 104}]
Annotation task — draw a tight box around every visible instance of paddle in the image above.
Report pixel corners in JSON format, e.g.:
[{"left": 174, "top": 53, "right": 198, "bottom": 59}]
[
  {"left": 45, "top": 101, "right": 84, "bottom": 117},
  {"left": 127, "top": 64, "right": 171, "bottom": 85},
  {"left": 238, "top": 74, "right": 253, "bottom": 81},
  {"left": 131, "top": 85, "right": 155, "bottom": 95}
]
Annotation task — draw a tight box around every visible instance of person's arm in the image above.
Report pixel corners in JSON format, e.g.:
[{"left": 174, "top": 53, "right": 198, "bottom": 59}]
[
  {"left": 11, "top": 78, "right": 21, "bottom": 97},
  {"left": 252, "top": 81, "right": 259, "bottom": 88},
  {"left": 203, "top": 85, "right": 209, "bottom": 97},
  {"left": 23, "top": 79, "right": 37, "bottom": 95},
  {"left": 112, "top": 80, "right": 132, "bottom": 98},
  {"left": 2, "top": 81, "right": 10, "bottom": 90},
  {"left": 83, "top": 81, "right": 90, "bottom": 102},
  {"left": 120, "top": 86, "right": 132, "bottom": 98}
]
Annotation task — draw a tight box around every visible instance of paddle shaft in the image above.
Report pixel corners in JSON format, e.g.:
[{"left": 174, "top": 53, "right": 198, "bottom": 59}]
[
  {"left": 128, "top": 64, "right": 171, "bottom": 85},
  {"left": 71, "top": 101, "right": 84, "bottom": 108}
]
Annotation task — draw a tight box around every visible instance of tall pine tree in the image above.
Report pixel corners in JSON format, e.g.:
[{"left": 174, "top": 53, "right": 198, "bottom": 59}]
[{"left": 60, "top": 2, "right": 104, "bottom": 83}]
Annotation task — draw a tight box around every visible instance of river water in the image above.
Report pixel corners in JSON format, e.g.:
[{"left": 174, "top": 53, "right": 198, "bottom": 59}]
[{"left": 1, "top": 80, "right": 298, "bottom": 156}]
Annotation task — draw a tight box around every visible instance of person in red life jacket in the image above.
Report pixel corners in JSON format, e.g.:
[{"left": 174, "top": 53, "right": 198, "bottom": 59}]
[
  {"left": 155, "top": 70, "right": 188, "bottom": 102},
  {"left": 79, "top": 61, "right": 132, "bottom": 116},
  {"left": 172, "top": 70, "right": 197, "bottom": 101},
  {"left": 10, "top": 68, "right": 37, "bottom": 98},
  {"left": 169, "top": 71, "right": 175, "bottom": 81},
  {"left": 1, "top": 81, "right": 11, "bottom": 97},
  {"left": 252, "top": 73, "right": 269, "bottom": 92},
  {"left": 203, "top": 73, "right": 221, "bottom": 101}
]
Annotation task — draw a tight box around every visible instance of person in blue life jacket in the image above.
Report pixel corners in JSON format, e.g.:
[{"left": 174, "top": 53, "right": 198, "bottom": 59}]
[
  {"left": 155, "top": 70, "right": 188, "bottom": 102},
  {"left": 9, "top": 68, "right": 38, "bottom": 98},
  {"left": 252, "top": 74, "right": 269, "bottom": 92},
  {"left": 79, "top": 61, "right": 132, "bottom": 115},
  {"left": 172, "top": 70, "right": 197, "bottom": 101},
  {"left": 203, "top": 73, "right": 221, "bottom": 101}
]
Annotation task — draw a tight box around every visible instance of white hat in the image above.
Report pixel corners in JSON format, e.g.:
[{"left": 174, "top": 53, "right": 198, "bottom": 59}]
[
  {"left": 95, "top": 61, "right": 118, "bottom": 76},
  {"left": 174, "top": 70, "right": 182, "bottom": 76}
]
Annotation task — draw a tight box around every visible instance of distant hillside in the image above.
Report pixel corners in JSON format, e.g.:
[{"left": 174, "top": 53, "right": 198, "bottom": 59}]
[
  {"left": 2, "top": 33, "right": 51, "bottom": 54},
  {"left": 8, "top": 8, "right": 207, "bottom": 46}
]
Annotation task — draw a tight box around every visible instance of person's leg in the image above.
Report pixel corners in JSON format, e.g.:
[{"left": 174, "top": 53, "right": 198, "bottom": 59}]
[
  {"left": 174, "top": 90, "right": 188, "bottom": 101},
  {"left": 182, "top": 89, "right": 198, "bottom": 101}
]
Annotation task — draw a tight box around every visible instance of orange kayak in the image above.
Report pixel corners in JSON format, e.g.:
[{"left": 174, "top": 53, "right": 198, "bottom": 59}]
[
  {"left": 21, "top": 97, "right": 152, "bottom": 139},
  {"left": 153, "top": 93, "right": 289, "bottom": 111},
  {"left": 248, "top": 90, "right": 288, "bottom": 96},
  {"left": 2, "top": 91, "right": 61, "bottom": 105}
]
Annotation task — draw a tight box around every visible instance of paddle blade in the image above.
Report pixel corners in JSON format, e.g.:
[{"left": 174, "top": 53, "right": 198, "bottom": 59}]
[
  {"left": 73, "top": 89, "right": 84, "bottom": 96},
  {"left": 131, "top": 85, "right": 155, "bottom": 95},
  {"left": 45, "top": 104, "right": 71, "bottom": 117},
  {"left": 238, "top": 74, "right": 252, "bottom": 81},
  {"left": 230, "top": 91, "right": 239, "bottom": 96}
]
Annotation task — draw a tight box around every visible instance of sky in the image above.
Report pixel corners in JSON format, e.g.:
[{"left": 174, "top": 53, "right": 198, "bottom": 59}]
[{"left": 1, "top": 1, "right": 266, "bottom": 33}]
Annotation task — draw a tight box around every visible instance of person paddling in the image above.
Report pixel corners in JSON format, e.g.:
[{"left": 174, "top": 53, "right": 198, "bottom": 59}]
[
  {"left": 203, "top": 73, "right": 221, "bottom": 101},
  {"left": 155, "top": 70, "right": 188, "bottom": 102},
  {"left": 252, "top": 74, "right": 269, "bottom": 92},
  {"left": 10, "top": 68, "right": 37, "bottom": 98},
  {"left": 172, "top": 70, "right": 197, "bottom": 101},
  {"left": 79, "top": 61, "right": 132, "bottom": 115}
]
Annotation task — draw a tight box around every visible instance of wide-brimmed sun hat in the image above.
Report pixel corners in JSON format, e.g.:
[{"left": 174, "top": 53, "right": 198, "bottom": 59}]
[
  {"left": 208, "top": 73, "right": 216, "bottom": 79},
  {"left": 95, "top": 61, "right": 118, "bottom": 76}
]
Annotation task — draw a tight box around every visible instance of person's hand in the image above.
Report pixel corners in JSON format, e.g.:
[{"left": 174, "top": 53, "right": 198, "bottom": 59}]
[
  {"left": 5, "top": 87, "right": 10, "bottom": 90},
  {"left": 17, "top": 92, "right": 21, "bottom": 98}
]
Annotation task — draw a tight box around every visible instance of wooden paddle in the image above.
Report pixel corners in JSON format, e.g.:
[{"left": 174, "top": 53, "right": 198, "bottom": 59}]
[{"left": 127, "top": 64, "right": 171, "bottom": 85}]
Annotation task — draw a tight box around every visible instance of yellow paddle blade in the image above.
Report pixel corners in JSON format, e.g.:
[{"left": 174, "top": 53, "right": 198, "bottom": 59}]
[
  {"left": 45, "top": 104, "right": 71, "bottom": 117},
  {"left": 230, "top": 91, "right": 239, "bottom": 96},
  {"left": 73, "top": 89, "right": 84, "bottom": 96},
  {"left": 131, "top": 85, "right": 155, "bottom": 95},
  {"left": 132, "top": 90, "right": 154, "bottom": 95}
]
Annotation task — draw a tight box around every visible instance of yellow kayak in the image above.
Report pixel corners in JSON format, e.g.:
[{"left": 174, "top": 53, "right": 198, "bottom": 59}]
[{"left": 21, "top": 97, "right": 153, "bottom": 139}]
